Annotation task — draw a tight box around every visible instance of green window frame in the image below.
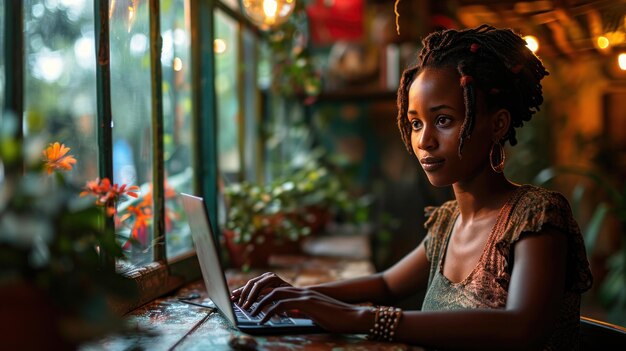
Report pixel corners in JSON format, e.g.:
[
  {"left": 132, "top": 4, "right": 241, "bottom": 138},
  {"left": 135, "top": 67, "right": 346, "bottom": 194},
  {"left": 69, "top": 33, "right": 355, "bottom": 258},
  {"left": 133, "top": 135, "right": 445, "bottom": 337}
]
[{"left": 2, "top": 0, "right": 264, "bottom": 310}]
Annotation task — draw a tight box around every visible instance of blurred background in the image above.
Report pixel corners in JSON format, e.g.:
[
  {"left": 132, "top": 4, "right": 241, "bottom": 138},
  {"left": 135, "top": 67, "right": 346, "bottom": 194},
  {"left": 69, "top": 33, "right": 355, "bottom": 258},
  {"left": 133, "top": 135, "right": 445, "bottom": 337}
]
[{"left": 1, "top": 0, "right": 625, "bottom": 329}]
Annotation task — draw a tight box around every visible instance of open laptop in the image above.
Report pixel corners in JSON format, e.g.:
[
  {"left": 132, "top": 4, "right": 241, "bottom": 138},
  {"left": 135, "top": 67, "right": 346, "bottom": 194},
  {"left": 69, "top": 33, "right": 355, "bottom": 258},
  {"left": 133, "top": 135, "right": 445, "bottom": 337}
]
[{"left": 181, "top": 193, "right": 324, "bottom": 335}]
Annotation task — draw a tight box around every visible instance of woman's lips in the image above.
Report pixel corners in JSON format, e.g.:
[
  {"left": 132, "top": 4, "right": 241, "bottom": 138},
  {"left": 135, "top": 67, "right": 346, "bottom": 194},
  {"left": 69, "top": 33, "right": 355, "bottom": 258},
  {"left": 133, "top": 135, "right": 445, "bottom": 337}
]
[{"left": 420, "top": 157, "right": 445, "bottom": 172}]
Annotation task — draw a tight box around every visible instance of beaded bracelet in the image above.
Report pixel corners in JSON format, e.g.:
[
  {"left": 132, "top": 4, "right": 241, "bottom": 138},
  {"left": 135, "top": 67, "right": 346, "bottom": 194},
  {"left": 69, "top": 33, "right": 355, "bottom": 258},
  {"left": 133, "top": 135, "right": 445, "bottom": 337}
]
[{"left": 367, "top": 305, "right": 403, "bottom": 342}]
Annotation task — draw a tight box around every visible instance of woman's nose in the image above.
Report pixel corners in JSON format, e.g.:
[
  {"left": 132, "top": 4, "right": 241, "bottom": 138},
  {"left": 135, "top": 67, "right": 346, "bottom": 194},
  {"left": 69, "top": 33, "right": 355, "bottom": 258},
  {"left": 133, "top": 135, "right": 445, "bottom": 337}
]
[{"left": 417, "top": 126, "right": 437, "bottom": 150}]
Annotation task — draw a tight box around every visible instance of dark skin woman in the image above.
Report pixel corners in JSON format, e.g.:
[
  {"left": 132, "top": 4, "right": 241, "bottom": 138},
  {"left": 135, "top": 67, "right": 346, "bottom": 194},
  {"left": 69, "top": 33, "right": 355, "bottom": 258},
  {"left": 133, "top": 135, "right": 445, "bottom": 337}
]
[{"left": 231, "top": 25, "right": 592, "bottom": 350}]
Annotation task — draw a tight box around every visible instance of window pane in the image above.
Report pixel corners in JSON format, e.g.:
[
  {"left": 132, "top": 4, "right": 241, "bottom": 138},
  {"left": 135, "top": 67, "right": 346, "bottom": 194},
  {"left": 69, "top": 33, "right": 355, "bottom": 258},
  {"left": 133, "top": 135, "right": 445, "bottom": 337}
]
[
  {"left": 161, "top": 0, "right": 194, "bottom": 259},
  {"left": 109, "top": 0, "right": 153, "bottom": 267},
  {"left": 215, "top": 10, "right": 240, "bottom": 180},
  {"left": 23, "top": 0, "right": 98, "bottom": 184}
]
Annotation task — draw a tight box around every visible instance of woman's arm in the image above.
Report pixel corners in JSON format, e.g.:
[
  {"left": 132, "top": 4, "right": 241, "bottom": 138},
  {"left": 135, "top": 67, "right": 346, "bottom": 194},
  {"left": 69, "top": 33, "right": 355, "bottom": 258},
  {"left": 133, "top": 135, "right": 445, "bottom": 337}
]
[
  {"left": 233, "top": 241, "right": 432, "bottom": 307},
  {"left": 309, "top": 242, "right": 431, "bottom": 305},
  {"left": 250, "top": 227, "right": 567, "bottom": 351},
  {"left": 389, "top": 226, "right": 567, "bottom": 350}
]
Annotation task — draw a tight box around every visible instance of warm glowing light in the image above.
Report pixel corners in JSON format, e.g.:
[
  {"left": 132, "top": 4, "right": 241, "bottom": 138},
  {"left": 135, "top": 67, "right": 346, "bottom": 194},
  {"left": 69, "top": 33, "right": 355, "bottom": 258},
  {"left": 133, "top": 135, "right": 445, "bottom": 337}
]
[
  {"left": 524, "top": 35, "right": 539, "bottom": 53},
  {"left": 619, "top": 53, "right": 626, "bottom": 71},
  {"left": 597, "top": 36, "right": 610, "bottom": 49},
  {"left": 214, "top": 39, "right": 227, "bottom": 54},
  {"left": 173, "top": 57, "right": 183, "bottom": 71},
  {"left": 109, "top": 0, "right": 116, "bottom": 19},
  {"left": 242, "top": 0, "right": 296, "bottom": 30},
  {"left": 263, "top": 0, "right": 278, "bottom": 19},
  {"left": 127, "top": 5, "right": 135, "bottom": 33}
]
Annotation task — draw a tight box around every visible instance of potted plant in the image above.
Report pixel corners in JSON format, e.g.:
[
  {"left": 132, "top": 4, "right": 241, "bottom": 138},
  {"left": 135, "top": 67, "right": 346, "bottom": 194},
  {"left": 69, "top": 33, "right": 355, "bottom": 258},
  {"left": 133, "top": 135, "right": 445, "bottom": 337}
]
[
  {"left": 223, "top": 160, "right": 369, "bottom": 270},
  {"left": 0, "top": 134, "right": 138, "bottom": 349}
]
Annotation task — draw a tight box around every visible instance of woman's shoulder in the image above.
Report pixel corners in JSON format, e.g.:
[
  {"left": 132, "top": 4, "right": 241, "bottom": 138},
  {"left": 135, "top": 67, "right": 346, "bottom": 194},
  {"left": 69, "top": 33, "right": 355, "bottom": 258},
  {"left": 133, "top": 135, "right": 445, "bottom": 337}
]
[
  {"left": 506, "top": 184, "right": 575, "bottom": 238},
  {"left": 503, "top": 184, "right": 593, "bottom": 293},
  {"left": 515, "top": 184, "right": 570, "bottom": 207},
  {"left": 424, "top": 199, "right": 458, "bottom": 230}
]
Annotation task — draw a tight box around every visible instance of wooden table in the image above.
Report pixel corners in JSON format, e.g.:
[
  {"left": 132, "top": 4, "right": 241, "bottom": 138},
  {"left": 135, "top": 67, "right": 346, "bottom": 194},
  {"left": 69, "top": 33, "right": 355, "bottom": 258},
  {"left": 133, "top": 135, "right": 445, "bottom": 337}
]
[{"left": 82, "top": 255, "right": 424, "bottom": 351}]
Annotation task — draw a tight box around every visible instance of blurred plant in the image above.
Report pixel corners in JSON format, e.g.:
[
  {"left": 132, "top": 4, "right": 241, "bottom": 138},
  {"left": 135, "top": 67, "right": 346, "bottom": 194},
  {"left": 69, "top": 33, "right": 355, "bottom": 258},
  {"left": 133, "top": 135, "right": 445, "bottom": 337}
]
[
  {"left": 262, "top": 1, "right": 321, "bottom": 102},
  {"left": 42, "top": 142, "right": 77, "bottom": 175},
  {"left": 116, "top": 182, "right": 180, "bottom": 251},
  {"left": 80, "top": 178, "right": 140, "bottom": 217},
  {"left": 224, "top": 157, "right": 370, "bottom": 267},
  {"left": 535, "top": 166, "right": 626, "bottom": 326},
  {"left": 0, "top": 134, "right": 137, "bottom": 346}
]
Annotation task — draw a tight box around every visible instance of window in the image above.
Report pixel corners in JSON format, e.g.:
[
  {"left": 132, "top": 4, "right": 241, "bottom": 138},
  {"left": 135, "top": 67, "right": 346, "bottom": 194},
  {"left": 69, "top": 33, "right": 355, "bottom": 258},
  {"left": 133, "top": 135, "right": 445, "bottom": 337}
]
[
  {"left": 161, "top": 0, "right": 194, "bottom": 260},
  {"left": 4, "top": 0, "right": 263, "bottom": 310},
  {"left": 109, "top": 0, "right": 154, "bottom": 268},
  {"left": 23, "top": 0, "right": 98, "bottom": 187}
]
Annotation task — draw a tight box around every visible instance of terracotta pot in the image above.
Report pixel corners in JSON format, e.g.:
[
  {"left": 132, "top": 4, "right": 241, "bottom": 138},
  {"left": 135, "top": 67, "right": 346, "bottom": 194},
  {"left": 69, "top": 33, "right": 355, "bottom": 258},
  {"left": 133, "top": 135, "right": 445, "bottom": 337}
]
[{"left": 223, "top": 229, "right": 302, "bottom": 269}]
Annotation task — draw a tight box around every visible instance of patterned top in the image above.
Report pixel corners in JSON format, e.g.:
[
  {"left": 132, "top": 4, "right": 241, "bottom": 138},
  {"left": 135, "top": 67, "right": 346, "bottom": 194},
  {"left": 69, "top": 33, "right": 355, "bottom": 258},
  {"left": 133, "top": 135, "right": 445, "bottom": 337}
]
[{"left": 421, "top": 185, "right": 593, "bottom": 350}]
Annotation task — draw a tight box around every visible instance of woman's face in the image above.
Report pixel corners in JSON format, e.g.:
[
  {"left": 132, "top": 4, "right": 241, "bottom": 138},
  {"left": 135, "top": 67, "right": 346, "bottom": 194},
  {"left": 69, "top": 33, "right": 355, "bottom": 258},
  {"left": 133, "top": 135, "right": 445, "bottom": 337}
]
[{"left": 407, "top": 67, "right": 494, "bottom": 187}]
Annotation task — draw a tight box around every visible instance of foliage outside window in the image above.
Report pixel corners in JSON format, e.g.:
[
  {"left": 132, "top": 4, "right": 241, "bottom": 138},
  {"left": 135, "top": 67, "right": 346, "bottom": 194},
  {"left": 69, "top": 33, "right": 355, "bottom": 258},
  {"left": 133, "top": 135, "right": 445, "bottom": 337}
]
[{"left": 161, "top": 0, "right": 194, "bottom": 260}]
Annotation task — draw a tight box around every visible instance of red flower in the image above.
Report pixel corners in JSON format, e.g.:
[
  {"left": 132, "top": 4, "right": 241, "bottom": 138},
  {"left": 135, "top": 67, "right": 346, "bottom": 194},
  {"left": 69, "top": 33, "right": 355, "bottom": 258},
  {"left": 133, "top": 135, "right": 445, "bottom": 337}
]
[
  {"left": 120, "top": 205, "right": 152, "bottom": 248},
  {"left": 42, "top": 142, "right": 77, "bottom": 175},
  {"left": 80, "top": 178, "right": 140, "bottom": 217}
]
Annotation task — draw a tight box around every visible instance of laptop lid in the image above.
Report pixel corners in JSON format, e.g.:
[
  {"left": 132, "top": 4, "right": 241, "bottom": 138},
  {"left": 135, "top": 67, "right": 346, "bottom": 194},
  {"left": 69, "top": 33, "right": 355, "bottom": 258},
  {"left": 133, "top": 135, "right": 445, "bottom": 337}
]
[
  {"left": 181, "top": 193, "right": 237, "bottom": 325},
  {"left": 181, "top": 193, "right": 324, "bottom": 335}
]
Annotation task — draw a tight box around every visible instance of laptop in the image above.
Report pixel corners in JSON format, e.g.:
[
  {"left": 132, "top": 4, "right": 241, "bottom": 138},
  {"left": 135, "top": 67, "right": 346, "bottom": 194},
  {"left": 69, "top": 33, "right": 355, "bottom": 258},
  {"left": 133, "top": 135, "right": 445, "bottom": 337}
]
[{"left": 180, "top": 193, "right": 324, "bottom": 335}]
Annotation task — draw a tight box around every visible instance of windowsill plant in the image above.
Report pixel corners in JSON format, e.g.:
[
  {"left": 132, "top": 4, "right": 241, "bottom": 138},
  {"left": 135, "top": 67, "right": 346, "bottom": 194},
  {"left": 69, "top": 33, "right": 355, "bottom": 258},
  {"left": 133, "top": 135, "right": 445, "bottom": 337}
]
[
  {"left": 0, "top": 126, "right": 139, "bottom": 348},
  {"left": 223, "top": 158, "right": 370, "bottom": 270}
]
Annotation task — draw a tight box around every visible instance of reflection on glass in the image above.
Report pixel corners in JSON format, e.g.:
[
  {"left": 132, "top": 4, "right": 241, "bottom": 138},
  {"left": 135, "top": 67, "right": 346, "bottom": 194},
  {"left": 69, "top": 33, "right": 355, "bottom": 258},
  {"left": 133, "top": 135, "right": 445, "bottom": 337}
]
[
  {"left": 110, "top": 0, "right": 154, "bottom": 267},
  {"left": 23, "top": 0, "right": 98, "bottom": 185},
  {"left": 161, "top": 0, "right": 194, "bottom": 259}
]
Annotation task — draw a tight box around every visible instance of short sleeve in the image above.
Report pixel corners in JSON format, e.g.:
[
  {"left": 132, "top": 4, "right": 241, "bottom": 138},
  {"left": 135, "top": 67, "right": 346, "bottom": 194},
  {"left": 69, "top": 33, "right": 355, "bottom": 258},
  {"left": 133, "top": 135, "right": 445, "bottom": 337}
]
[
  {"left": 422, "top": 201, "right": 457, "bottom": 264},
  {"left": 496, "top": 186, "right": 593, "bottom": 293}
]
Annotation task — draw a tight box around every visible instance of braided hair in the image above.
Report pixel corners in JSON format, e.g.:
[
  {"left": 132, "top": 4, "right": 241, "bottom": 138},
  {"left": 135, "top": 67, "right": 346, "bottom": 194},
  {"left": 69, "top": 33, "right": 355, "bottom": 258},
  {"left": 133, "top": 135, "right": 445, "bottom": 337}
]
[{"left": 396, "top": 24, "right": 549, "bottom": 157}]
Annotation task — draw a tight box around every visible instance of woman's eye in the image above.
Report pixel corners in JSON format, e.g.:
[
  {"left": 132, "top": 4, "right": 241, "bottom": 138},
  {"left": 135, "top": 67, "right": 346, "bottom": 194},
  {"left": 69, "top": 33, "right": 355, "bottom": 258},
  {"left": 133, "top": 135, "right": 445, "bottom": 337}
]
[
  {"left": 410, "top": 120, "right": 422, "bottom": 130},
  {"left": 436, "top": 116, "right": 452, "bottom": 127}
]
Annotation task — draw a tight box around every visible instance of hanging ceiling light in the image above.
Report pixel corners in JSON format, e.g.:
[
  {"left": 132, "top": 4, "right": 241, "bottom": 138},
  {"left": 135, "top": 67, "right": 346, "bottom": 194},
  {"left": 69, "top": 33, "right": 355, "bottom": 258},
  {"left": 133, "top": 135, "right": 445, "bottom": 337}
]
[
  {"left": 523, "top": 35, "right": 539, "bottom": 53},
  {"left": 241, "top": 0, "right": 296, "bottom": 30}
]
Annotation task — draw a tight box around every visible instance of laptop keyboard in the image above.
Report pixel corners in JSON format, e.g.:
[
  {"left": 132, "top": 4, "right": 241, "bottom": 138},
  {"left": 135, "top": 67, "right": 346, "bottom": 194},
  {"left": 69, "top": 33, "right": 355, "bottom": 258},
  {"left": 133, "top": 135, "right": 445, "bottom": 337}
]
[{"left": 233, "top": 302, "right": 295, "bottom": 325}]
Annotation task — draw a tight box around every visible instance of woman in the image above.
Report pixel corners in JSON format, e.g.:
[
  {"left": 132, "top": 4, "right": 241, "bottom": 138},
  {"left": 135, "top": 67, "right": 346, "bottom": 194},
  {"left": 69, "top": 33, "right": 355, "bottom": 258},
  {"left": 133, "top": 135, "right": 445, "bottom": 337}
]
[{"left": 231, "top": 24, "right": 592, "bottom": 350}]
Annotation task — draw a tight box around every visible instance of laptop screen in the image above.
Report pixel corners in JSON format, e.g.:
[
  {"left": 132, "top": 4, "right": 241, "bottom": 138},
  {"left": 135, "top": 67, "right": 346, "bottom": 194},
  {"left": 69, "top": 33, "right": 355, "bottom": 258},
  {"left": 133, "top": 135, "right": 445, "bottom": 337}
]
[{"left": 181, "top": 193, "right": 237, "bottom": 325}]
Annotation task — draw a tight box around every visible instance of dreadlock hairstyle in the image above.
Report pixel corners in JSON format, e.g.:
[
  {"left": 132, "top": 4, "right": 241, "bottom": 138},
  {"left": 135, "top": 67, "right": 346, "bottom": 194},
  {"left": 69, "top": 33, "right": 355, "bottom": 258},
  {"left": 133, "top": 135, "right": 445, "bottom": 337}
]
[{"left": 396, "top": 24, "right": 549, "bottom": 157}]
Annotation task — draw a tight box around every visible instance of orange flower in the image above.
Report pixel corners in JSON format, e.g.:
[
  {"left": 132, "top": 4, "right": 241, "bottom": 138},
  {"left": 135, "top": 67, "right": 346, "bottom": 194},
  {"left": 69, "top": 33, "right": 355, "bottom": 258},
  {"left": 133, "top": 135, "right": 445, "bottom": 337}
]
[
  {"left": 42, "top": 142, "right": 77, "bottom": 175},
  {"left": 81, "top": 178, "right": 140, "bottom": 217},
  {"left": 120, "top": 205, "right": 152, "bottom": 249}
]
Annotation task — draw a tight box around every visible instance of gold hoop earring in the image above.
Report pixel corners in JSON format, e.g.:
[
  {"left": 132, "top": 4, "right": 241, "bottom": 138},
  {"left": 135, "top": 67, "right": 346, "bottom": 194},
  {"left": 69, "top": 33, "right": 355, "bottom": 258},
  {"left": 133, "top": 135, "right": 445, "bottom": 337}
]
[{"left": 490, "top": 141, "right": 505, "bottom": 173}]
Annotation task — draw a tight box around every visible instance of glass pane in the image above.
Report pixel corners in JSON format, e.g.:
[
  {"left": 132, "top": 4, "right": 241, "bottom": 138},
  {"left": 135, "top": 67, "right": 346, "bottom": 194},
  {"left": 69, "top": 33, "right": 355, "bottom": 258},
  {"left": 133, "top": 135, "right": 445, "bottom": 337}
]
[
  {"left": 161, "top": 0, "right": 194, "bottom": 259},
  {"left": 109, "top": 0, "right": 153, "bottom": 267},
  {"left": 242, "top": 28, "right": 258, "bottom": 182},
  {"left": 215, "top": 10, "right": 240, "bottom": 182},
  {"left": 23, "top": 0, "right": 98, "bottom": 184}
]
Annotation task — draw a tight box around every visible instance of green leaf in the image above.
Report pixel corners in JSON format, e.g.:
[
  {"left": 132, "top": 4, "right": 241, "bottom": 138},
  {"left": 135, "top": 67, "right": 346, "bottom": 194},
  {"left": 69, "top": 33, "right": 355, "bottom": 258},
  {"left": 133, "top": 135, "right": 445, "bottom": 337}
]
[{"left": 583, "top": 202, "right": 609, "bottom": 255}]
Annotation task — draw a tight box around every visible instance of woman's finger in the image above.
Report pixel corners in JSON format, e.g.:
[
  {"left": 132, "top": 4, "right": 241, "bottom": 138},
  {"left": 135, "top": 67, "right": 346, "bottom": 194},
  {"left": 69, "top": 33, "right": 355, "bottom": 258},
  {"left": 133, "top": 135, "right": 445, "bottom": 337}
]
[
  {"left": 237, "top": 272, "right": 273, "bottom": 306},
  {"left": 241, "top": 274, "right": 284, "bottom": 309},
  {"left": 250, "top": 286, "right": 302, "bottom": 316},
  {"left": 259, "top": 298, "right": 308, "bottom": 325}
]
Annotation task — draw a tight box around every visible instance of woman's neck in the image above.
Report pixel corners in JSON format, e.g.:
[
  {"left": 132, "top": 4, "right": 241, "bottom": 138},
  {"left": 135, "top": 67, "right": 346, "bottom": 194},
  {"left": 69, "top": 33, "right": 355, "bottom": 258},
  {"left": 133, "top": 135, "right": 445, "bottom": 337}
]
[{"left": 452, "top": 170, "right": 518, "bottom": 222}]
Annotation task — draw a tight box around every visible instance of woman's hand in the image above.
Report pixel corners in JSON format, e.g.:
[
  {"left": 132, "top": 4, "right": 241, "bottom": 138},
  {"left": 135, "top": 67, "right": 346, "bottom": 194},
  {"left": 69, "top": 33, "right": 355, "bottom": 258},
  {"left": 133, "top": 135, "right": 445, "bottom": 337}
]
[
  {"left": 230, "top": 272, "right": 292, "bottom": 309},
  {"left": 249, "top": 286, "right": 374, "bottom": 333}
]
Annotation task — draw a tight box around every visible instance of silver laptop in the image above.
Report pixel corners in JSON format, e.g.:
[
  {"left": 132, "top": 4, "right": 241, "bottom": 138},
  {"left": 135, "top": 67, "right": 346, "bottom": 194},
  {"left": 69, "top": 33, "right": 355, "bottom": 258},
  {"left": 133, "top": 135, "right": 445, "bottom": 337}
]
[{"left": 181, "top": 193, "right": 324, "bottom": 335}]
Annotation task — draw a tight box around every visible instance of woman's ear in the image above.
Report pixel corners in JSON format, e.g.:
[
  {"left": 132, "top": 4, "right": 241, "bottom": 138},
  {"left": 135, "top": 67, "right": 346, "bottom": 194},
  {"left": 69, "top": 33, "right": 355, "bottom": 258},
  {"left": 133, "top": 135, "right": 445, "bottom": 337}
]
[{"left": 491, "top": 109, "right": 511, "bottom": 142}]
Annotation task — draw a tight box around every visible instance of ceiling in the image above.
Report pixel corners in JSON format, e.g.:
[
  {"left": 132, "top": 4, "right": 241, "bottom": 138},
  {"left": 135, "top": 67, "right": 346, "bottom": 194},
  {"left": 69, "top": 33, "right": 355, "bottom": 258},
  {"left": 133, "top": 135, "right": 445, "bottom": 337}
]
[{"left": 450, "top": 0, "right": 626, "bottom": 58}]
